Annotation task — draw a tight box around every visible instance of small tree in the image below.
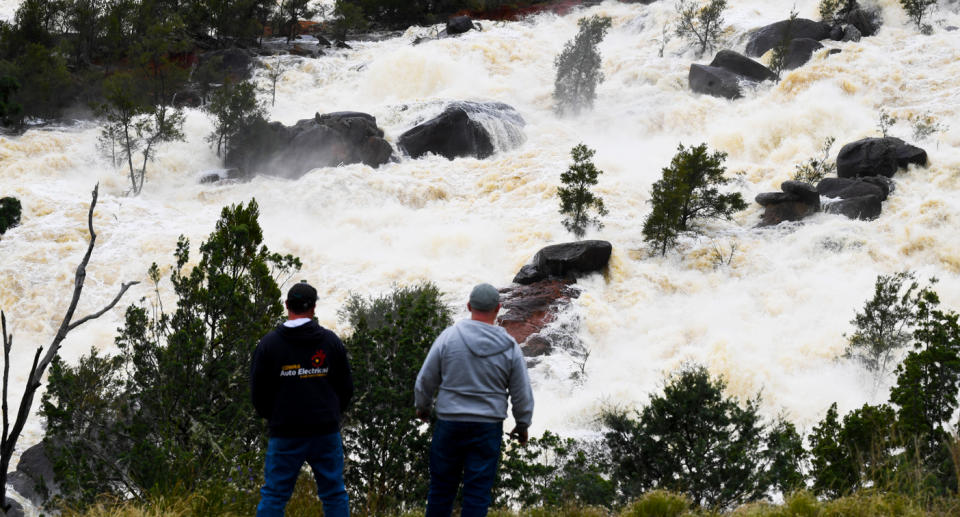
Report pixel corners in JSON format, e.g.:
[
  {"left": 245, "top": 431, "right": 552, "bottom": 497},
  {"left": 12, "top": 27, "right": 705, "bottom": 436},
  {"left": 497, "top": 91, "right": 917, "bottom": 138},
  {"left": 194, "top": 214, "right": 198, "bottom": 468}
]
[
  {"left": 642, "top": 143, "right": 746, "bottom": 255},
  {"left": 675, "top": 0, "right": 727, "bottom": 56},
  {"left": 265, "top": 56, "right": 285, "bottom": 107},
  {"left": 602, "top": 365, "right": 768, "bottom": 509},
  {"left": 558, "top": 143, "right": 608, "bottom": 239},
  {"left": 1, "top": 185, "right": 136, "bottom": 514},
  {"left": 277, "top": 0, "right": 316, "bottom": 43},
  {"left": 553, "top": 15, "right": 612, "bottom": 116},
  {"left": 819, "top": 0, "right": 859, "bottom": 23},
  {"left": 878, "top": 109, "right": 897, "bottom": 138},
  {"left": 43, "top": 199, "right": 301, "bottom": 506},
  {"left": 844, "top": 271, "right": 936, "bottom": 375},
  {"left": 205, "top": 80, "right": 266, "bottom": 158},
  {"left": 792, "top": 136, "right": 837, "bottom": 184},
  {"left": 339, "top": 283, "right": 452, "bottom": 515},
  {"left": 332, "top": 1, "right": 367, "bottom": 43},
  {"left": 768, "top": 9, "right": 798, "bottom": 79},
  {"left": 0, "top": 76, "right": 23, "bottom": 127},
  {"left": 900, "top": 0, "right": 938, "bottom": 31}
]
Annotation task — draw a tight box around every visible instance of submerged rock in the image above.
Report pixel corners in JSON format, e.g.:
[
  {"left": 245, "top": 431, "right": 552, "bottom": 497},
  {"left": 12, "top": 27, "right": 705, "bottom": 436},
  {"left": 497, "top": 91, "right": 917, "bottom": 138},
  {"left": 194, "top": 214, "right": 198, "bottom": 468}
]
[
  {"left": 446, "top": 15, "right": 476, "bottom": 35},
  {"left": 817, "top": 177, "right": 888, "bottom": 201},
  {"left": 783, "top": 38, "right": 825, "bottom": 70},
  {"left": 746, "top": 18, "right": 831, "bottom": 57},
  {"left": 761, "top": 201, "right": 818, "bottom": 226},
  {"left": 709, "top": 50, "right": 777, "bottom": 82},
  {"left": 836, "top": 137, "right": 927, "bottom": 178},
  {"left": 513, "top": 240, "right": 612, "bottom": 285},
  {"left": 756, "top": 180, "right": 820, "bottom": 226},
  {"left": 825, "top": 195, "right": 883, "bottom": 220},
  {"left": 399, "top": 102, "right": 525, "bottom": 160},
  {"left": 226, "top": 111, "right": 394, "bottom": 178},
  {"left": 498, "top": 280, "right": 580, "bottom": 348},
  {"left": 688, "top": 64, "right": 745, "bottom": 99}
]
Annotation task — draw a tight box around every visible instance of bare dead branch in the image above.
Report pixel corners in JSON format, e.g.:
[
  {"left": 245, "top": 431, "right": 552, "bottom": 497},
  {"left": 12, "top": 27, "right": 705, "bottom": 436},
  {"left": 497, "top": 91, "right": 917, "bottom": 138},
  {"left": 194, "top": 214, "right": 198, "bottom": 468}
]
[
  {"left": 2, "top": 311, "right": 10, "bottom": 446},
  {"left": 68, "top": 281, "right": 139, "bottom": 332}
]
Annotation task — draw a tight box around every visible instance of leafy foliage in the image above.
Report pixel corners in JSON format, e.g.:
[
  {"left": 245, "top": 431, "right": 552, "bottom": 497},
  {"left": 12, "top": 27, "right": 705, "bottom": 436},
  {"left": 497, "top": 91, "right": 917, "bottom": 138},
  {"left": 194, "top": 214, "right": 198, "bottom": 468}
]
[
  {"left": 818, "top": 0, "right": 859, "bottom": 23},
  {"left": 879, "top": 109, "right": 898, "bottom": 138},
  {"left": 911, "top": 112, "right": 948, "bottom": 143},
  {"left": 675, "top": 0, "right": 727, "bottom": 56},
  {"left": 43, "top": 200, "right": 301, "bottom": 507},
  {"left": 558, "top": 144, "right": 608, "bottom": 239},
  {"left": 0, "top": 76, "right": 22, "bottom": 127},
  {"left": 900, "top": 0, "right": 938, "bottom": 30},
  {"left": 844, "top": 271, "right": 936, "bottom": 374},
  {"left": 0, "top": 196, "right": 21, "bottom": 235},
  {"left": 205, "top": 80, "right": 265, "bottom": 158},
  {"left": 601, "top": 366, "right": 771, "bottom": 510},
  {"left": 792, "top": 137, "right": 837, "bottom": 184},
  {"left": 553, "top": 15, "right": 612, "bottom": 116},
  {"left": 339, "top": 283, "right": 452, "bottom": 515},
  {"left": 768, "top": 9, "right": 798, "bottom": 79},
  {"left": 642, "top": 143, "right": 746, "bottom": 255}
]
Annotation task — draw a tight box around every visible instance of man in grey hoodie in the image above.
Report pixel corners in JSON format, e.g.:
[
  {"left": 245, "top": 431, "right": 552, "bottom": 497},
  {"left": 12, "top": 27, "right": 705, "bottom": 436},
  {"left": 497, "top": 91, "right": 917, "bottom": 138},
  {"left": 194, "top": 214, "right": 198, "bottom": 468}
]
[{"left": 415, "top": 283, "right": 534, "bottom": 517}]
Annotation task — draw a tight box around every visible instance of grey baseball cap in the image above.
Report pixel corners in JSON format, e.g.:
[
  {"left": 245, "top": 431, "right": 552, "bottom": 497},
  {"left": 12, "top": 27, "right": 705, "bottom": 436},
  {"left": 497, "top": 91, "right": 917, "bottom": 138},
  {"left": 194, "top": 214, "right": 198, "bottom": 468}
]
[{"left": 469, "top": 283, "right": 500, "bottom": 311}]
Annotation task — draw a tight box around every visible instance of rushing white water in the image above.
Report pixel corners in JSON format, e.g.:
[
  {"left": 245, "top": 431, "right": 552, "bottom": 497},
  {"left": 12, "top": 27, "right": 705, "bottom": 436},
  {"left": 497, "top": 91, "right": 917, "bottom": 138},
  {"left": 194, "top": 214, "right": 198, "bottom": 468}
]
[{"left": 2, "top": 0, "right": 960, "bottom": 490}]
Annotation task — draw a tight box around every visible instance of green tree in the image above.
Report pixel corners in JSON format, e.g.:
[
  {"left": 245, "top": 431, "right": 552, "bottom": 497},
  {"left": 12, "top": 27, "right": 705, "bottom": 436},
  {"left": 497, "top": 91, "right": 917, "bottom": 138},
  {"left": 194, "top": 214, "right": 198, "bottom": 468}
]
[
  {"left": 602, "top": 366, "right": 768, "bottom": 509},
  {"left": 339, "top": 283, "right": 452, "bottom": 515},
  {"left": 844, "top": 271, "right": 935, "bottom": 375},
  {"left": 819, "top": 0, "right": 859, "bottom": 24},
  {"left": 763, "top": 417, "right": 808, "bottom": 494},
  {"left": 0, "top": 197, "right": 20, "bottom": 236},
  {"left": 792, "top": 136, "right": 837, "bottom": 184},
  {"left": 900, "top": 0, "right": 938, "bottom": 31},
  {"left": 0, "top": 76, "right": 24, "bottom": 127},
  {"left": 558, "top": 143, "right": 608, "bottom": 240},
  {"left": 642, "top": 143, "right": 746, "bottom": 255},
  {"left": 331, "top": 1, "right": 367, "bottom": 43},
  {"left": 809, "top": 403, "right": 858, "bottom": 498},
  {"left": 42, "top": 200, "right": 301, "bottom": 506},
  {"left": 205, "top": 80, "right": 266, "bottom": 158},
  {"left": 553, "top": 15, "right": 612, "bottom": 116},
  {"left": 768, "top": 9, "right": 797, "bottom": 80},
  {"left": 675, "top": 0, "right": 727, "bottom": 57},
  {"left": 277, "top": 0, "right": 316, "bottom": 43}
]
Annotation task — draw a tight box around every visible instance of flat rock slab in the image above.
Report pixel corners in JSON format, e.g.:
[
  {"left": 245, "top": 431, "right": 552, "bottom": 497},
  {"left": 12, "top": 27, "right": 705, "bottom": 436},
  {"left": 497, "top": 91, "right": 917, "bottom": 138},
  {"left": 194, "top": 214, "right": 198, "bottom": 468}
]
[{"left": 513, "top": 240, "right": 612, "bottom": 285}]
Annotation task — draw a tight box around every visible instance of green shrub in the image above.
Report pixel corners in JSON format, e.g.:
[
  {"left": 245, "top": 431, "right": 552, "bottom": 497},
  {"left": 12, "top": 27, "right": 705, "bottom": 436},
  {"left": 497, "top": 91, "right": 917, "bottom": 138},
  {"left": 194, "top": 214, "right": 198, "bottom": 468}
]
[
  {"left": 554, "top": 15, "right": 612, "bottom": 116},
  {"left": 558, "top": 143, "right": 608, "bottom": 239},
  {"left": 620, "top": 490, "right": 691, "bottom": 517}
]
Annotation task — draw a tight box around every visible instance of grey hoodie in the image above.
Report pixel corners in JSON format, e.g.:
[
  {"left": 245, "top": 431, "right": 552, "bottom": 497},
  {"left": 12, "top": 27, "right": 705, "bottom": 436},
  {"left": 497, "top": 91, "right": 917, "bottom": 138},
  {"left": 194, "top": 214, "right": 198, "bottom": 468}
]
[{"left": 415, "top": 319, "right": 534, "bottom": 427}]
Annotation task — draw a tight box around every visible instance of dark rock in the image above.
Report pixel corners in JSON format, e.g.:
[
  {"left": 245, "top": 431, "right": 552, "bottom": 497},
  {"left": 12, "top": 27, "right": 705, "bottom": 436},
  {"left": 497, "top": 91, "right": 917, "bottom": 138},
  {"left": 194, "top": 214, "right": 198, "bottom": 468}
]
[
  {"left": 861, "top": 176, "right": 894, "bottom": 197},
  {"left": 399, "top": 102, "right": 525, "bottom": 160},
  {"left": 745, "top": 18, "right": 831, "bottom": 57},
  {"left": 842, "top": 25, "right": 862, "bottom": 42},
  {"left": 781, "top": 180, "right": 820, "bottom": 208},
  {"left": 830, "top": 24, "right": 844, "bottom": 41},
  {"left": 513, "top": 241, "right": 612, "bottom": 285},
  {"left": 7, "top": 442, "right": 56, "bottom": 506},
  {"left": 784, "top": 38, "right": 825, "bottom": 70},
  {"left": 0, "top": 498, "right": 24, "bottom": 517},
  {"left": 522, "top": 335, "right": 553, "bottom": 357},
  {"left": 226, "top": 111, "right": 395, "bottom": 177},
  {"left": 947, "top": 26, "right": 958, "bottom": 32},
  {"left": 197, "top": 48, "right": 253, "bottom": 81},
  {"left": 498, "top": 280, "right": 580, "bottom": 346},
  {"left": 755, "top": 192, "right": 798, "bottom": 207},
  {"left": 199, "top": 168, "right": 248, "bottom": 184},
  {"left": 709, "top": 50, "right": 777, "bottom": 82},
  {"left": 828, "top": 48, "right": 842, "bottom": 56},
  {"left": 289, "top": 44, "right": 321, "bottom": 57},
  {"left": 447, "top": 15, "right": 475, "bottom": 35},
  {"left": 817, "top": 177, "right": 887, "bottom": 201},
  {"left": 0, "top": 196, "right": 22, "bottom": 235},
  {"left": 760, "top": 201, "right": 817, "bottom": 226},
  {"left": 845, "top": 8, "right": 881, "bottom": 37},
  {"left": 688, "top": 64, "right": 744, "bottom": 100},
  {"left": 888, "top": 137, "right": 928, "bottom": 168},
  {"left": 825, "top": 195, "right": 882, "bottom": 220},
  {"left": 336, "top": 41, "right": 352, "bottom": 49},
  {"left": 837, "top": 138, "right": 900, "bottom": 178}
]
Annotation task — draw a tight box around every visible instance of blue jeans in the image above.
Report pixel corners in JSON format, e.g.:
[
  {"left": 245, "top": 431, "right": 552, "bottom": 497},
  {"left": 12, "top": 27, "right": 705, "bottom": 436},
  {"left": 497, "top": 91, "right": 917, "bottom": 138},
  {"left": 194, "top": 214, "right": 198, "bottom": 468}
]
[
  {"left": 426, "top": 419, "right": 503, "bottom": 517},
  {"left": 256, "top": 432, "right": 350, "bottom": 517}
]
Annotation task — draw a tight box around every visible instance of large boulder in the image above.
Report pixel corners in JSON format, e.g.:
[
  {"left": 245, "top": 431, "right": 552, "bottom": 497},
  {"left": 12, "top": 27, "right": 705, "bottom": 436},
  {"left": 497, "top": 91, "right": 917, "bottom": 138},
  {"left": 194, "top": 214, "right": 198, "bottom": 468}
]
[
  {"left": 781, "top": 180, "right": 820, "bottom": 207},
  {"left": 446, "top": 15, "right": 476, "bottom": 35},
  {"left": 0, "top": 196, "right": 21, "bottom": 235},
  {"left": 817, "top": 177, "right": 887, "bottom": 201},
  {"left": 783, "top": 38, "right": 825, "bottom": 70},
  {"left": 709, "top": 50, "right": 777, "bottom": 82},
  {"left": 836, "top": 137, "right": 926, "bottom": 178},
  {"left": 226, "top": 111, "right": 394, "bottom": 177},
  {"left": 842, "top": 25, "right": 862, "bottom": 42},
  {"left": 760, "top": 201, "right": 817, "bottom": 226},
  {"left": 756, "top": 180, "right": 820, "bottom": 226},
  {"left": 399, "top": 102, "right": 525, "bottom": 160},
  {"left": 825, "top": 195, "right": 882, "bottom": 220},
  {"left": 688, "top": 64, "right": 744, "bottom": 100},
  {"left": 513, "top": 241, "right": 612, "bottom": 285},
  {"left": 745, "top": 18, "right": 832, "bottom": 57},
  {"left": 196, "top": 48, "right": 254, "bottom": 81}
]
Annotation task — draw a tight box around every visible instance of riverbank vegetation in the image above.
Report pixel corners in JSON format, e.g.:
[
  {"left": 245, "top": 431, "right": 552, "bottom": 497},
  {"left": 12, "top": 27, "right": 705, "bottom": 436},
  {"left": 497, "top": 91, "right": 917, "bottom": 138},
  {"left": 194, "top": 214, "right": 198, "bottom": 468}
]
[{"left": 31, "top": 201, "right": 960, "bottom": 516}]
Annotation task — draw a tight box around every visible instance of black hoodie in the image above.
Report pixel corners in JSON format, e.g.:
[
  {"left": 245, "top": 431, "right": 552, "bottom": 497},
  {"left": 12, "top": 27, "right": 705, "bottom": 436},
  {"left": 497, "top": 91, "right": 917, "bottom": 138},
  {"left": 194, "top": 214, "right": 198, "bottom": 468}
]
[{"left": 250, "top": 320, "right": 354, "bottom": 437}]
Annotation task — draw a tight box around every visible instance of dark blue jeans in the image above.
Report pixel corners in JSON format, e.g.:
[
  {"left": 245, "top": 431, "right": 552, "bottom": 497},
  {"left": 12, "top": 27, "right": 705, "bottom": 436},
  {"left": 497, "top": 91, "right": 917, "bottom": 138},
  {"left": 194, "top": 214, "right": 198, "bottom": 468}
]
[
  {"left": 256, "top": 432, "right": 350, "bottom": 517},
  {"left": 426, "top": 419, "right": 503, "bottom": 517}
]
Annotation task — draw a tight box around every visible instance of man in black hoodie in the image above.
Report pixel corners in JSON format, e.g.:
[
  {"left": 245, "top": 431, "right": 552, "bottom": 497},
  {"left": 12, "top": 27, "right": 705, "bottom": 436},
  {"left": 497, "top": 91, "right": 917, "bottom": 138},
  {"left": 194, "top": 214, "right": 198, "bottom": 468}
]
[{"left": 251, "top": 281, "right": 354, "bottom": 516}]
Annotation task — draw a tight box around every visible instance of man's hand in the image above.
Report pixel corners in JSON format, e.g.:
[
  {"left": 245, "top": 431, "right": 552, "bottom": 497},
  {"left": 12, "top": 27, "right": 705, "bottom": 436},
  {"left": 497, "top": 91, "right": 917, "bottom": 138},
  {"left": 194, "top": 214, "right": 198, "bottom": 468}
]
[
  {"left": 416, "top": 407, "right": 431, "bottom": 423},
  {"left": 508, "top": 425, "right": 528, "bottom": 446}
]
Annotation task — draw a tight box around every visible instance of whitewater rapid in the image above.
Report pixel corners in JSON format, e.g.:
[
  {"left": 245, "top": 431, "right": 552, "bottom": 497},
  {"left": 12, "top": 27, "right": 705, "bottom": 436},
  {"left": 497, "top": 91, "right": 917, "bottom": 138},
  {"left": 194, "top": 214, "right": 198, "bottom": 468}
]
[{"left": 2, "top": 0, "right": 960, "bottom": 479}]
